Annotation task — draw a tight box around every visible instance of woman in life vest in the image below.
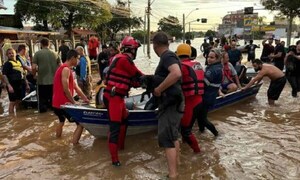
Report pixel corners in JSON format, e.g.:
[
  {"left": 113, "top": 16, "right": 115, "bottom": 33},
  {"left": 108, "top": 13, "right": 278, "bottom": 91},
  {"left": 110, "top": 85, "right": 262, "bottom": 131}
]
[
  {"left": 197, "top": 48, "right": 222, "bottom": 137},
  {"left": 176, "top": 44, "right": 205, "bottom": 153},
  {"left": 2, "top": 48, "right": 29, "bottom": 114},
  {"left": 103, "top": 36, "right": 144, "bottom": 166},
  {"left": 221, "top": 52, "right": 242, "bottom": 94}
]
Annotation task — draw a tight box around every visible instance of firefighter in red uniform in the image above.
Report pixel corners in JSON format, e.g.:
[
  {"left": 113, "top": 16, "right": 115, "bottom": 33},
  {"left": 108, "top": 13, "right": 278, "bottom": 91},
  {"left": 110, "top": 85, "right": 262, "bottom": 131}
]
[
  {"left": 103, "top": 36, "right": 144, "bottom": 166},
  {"left": 176, "top": 44, "right": 205, "bottom": 153}
]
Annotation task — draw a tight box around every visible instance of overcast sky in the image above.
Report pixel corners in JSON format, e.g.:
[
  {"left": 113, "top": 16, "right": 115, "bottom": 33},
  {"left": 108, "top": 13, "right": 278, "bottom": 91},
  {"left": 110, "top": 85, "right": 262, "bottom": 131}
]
[
  {"left": 108, "top": 0, "right": 280, "bottom": 31},
  {"left": 1, "top": 0, "right": 280, "bottom": 31}
]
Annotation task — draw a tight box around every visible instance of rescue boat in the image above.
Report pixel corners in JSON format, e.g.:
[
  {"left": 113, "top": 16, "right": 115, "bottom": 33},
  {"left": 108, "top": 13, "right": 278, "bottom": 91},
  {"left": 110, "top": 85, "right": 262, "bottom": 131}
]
[{"left": 61, "top": 82, "right": 263, "bottom": 138}]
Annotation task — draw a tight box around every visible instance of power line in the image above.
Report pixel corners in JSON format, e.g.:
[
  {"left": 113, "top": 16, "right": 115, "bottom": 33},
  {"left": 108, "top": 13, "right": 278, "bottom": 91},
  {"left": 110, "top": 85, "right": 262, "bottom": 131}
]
[{"left": 150, "top": 0, "right": 156, "bottom": 5}]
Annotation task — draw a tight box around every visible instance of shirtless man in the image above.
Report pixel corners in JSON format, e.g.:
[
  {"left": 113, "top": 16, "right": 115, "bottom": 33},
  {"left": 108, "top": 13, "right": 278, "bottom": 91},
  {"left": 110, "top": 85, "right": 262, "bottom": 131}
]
[{"left": 242, "top": 59, "right": 286, "bottom": 105}]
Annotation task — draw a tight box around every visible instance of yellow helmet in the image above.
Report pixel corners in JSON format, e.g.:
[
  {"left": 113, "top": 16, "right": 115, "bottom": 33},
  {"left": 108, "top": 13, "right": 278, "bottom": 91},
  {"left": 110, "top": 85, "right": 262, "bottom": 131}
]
[{"left": 176, "top": 44, "right": 191, "bottom": 57}]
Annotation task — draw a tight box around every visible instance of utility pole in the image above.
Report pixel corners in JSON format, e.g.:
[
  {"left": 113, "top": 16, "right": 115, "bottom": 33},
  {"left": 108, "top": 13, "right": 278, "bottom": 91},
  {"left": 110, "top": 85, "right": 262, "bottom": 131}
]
[
  {"left": 147, "top": 0, "right": 151, "bottom": 58},
  {"left": 189, "top": 22, "right": 191, "bottom": 37},
  {"left": 182, "top": 13, "right": 185, "bottom": 43},
  {"left": 128, "top": 0, "right": 131, "bottom": 36},
  {"left": 143, "top": 8, "right": 147, "bottom": 54}
]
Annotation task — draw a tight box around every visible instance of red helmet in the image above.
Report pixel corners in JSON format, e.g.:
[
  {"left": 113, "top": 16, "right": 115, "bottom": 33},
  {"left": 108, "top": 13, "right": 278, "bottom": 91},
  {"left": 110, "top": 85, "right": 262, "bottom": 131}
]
[{"left": 120, "top": 36, "right": 141, "bottom": 49}]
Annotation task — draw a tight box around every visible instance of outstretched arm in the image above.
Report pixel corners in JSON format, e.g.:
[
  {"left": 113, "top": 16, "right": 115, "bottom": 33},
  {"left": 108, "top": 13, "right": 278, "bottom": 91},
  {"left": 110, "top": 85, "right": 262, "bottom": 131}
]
[
  {"left": 74, "top": 81, "right": 89, "bottom": 103},
  {"left": 242, "top": 72, "right": 263, "bottom": 90}
]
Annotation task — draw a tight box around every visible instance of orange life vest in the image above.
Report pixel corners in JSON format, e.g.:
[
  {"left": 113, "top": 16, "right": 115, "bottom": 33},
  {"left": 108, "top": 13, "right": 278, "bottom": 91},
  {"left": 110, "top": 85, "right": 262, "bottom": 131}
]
[{"left": 181, "top": 60, "right": 204, "bottom": 97}]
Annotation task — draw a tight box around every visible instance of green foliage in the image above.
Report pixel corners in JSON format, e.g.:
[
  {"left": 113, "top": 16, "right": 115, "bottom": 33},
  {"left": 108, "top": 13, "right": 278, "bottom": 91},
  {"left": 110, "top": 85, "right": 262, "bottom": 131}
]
[
  {"left": 157, "top": 15, "right": 182, "bottom": 39},
  {"left": 261, "top": 0, "right": 300, "bottom": 45},
  {"left": 198, "top": 31, "right": 205, "bottom": 37},
  {"left": 15, "top": 0, "right": 112, "bottom": 34},
  {"left": 205, "top": 30, "right": 216, "bottom": 38},
  {"left": 98, "top": 0, "right": 143, "bottom": 42},
  {"left": 131, "top": 30, "right": 147, "bottom": 44},
  {"left": 261, "top": 0, "right": 300, "bottom": 17},
  {"left": 103, "top": 14, "right": 143, "bottom": 41},
  {"left": 252, "top": 31, "right": 265, "bottom": 39},
  {"left": 185, "top": 32, "right": 194, "bottom": 40},
  {"left": 15, "top": 0, "right": 54, "bottom": 30}
]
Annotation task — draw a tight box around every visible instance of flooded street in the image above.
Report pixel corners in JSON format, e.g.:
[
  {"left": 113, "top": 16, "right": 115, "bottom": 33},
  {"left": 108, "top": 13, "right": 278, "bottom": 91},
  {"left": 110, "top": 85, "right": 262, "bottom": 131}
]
[
  {"left": 1, "top": 38, "right": 300, "bottom": 179},
  {"left": 1, "top": 80, "right": 300, "bottom": 179}
]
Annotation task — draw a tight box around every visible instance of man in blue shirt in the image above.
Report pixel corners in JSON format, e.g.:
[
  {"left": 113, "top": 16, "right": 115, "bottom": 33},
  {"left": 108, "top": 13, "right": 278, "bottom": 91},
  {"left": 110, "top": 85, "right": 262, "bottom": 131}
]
[
  {"left": 76, "top": 46, "right": 92, "bottom": 99},
  {"left": 228, "top": 40, "right": 242, "bottom": 67}
]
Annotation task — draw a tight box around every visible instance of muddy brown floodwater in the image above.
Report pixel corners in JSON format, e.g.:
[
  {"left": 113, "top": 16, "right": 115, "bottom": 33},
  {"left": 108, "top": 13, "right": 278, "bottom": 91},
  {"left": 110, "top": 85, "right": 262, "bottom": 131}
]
[
  {"left": 1, "top": 78, "right": 299, "bottom": 179},
  {"left": 1, "top": 38, "right": 300, "bottom": 179}
]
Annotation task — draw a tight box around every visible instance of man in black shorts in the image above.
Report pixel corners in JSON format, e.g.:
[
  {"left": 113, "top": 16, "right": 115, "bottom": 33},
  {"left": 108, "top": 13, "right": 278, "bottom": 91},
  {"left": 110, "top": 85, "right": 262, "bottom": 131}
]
[
  {"left": 152, "top": 32, "right": 184, "bottom": 179},
  {"left": 2, "top": 48, "right": 29, "bottom": 114},
  {"left": 242, "top": 59, "right": 286, "bottom": 105}
]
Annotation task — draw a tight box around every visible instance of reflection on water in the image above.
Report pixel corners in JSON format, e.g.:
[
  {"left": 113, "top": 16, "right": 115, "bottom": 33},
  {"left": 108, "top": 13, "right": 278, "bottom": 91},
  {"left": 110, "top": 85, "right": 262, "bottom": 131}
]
[{"left": 1, "top": 38, "right": 300, "bottom": 179}]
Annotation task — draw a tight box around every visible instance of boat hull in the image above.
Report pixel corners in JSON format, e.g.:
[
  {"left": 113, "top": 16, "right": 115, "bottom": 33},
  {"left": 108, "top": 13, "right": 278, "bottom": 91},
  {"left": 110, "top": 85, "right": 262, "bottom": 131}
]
[
  {"left": 64, "top": 105, "right": 157, "bottom": 138},
  {"left": 62, "top": 83, "right": 262, "bottom": 138}
]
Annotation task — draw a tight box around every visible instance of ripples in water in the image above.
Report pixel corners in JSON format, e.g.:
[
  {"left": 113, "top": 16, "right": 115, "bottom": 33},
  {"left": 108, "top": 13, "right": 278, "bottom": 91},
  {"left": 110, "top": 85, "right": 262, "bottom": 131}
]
[{"left": 1, "top": 70, "right": 300, "bottom": 179}]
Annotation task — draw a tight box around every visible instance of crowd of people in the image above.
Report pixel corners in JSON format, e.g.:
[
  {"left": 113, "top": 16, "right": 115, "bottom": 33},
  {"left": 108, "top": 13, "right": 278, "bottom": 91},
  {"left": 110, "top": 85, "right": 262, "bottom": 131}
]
[{"left": 1, "top": 32, "right": 300, "bottom": 179}]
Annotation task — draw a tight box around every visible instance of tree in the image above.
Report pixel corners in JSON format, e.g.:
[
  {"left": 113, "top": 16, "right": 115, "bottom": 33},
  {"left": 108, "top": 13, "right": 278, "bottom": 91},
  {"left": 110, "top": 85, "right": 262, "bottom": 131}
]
[
  {"left": 51, "top": 1, "right": 112, "bottom": 37},
  {"left": 15, "top": 0, "right": 112, "bottom": 36},
  {"left": 132, "top": 30, "right": 147, "bottom": 44},
  {"left": 261, "top": 0, "right": 300, "bottom": 46},
  {"left": 101, "top": 0, "right": 143, "bottom": 41},
  {"left": 103, "top": 14, "right": 143, "bottom": 41},
  {"left": 157, "top": 16, "right": 182, "bottom": 40},
  {"left": 205, "top": 30, "right": 216, "bottom": 38},
  {"left": 185, "top": 32, "right": 194, "bottom": 40},
  {"left": 198, "top": 31, "right": 205, "bottom": 37},
  {"left": 15, "top": 0, "right": 55, "bottom": 31}
]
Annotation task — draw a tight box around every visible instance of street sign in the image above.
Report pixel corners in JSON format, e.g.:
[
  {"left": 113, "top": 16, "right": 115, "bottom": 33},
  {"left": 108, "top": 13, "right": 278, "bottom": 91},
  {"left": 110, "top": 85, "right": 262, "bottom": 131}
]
[{"left": 244, "top": 7, "right": 253, "bottom": 14}]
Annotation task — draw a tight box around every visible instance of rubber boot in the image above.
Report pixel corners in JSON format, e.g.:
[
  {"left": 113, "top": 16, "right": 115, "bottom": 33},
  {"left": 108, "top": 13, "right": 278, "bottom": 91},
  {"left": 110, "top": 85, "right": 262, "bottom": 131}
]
[
  {"left": 118, "top": 125, "right": 127, "bottom": 150},
  {"left": 108, "top": 143, "right": 121, "bottom": 166},
  {"left": 188, "top": 134, "right": 201, "bottom": 153}
]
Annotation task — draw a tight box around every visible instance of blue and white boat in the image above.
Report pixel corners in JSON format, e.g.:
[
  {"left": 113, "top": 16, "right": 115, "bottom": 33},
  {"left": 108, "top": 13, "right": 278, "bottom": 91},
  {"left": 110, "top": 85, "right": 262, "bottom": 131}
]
[{"left": 61, "top": 83, "right": 263, "bottom": 138}]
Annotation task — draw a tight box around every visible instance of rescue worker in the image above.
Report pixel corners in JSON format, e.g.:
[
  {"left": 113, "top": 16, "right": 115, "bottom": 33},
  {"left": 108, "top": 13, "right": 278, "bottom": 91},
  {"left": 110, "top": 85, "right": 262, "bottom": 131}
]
[
  {"left": 103, "top": 36, "right": 144, "bottom": 166},
  {"left": 197, "top": 48, "right": 222, "bottom": 136},
  {"left": 176, "top": 44, "right": 204, "bottom": 153}
]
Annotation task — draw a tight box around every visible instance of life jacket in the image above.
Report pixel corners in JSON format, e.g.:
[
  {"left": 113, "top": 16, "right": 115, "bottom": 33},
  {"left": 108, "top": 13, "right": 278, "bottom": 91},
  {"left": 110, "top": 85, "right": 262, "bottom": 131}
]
[
  {"left": 181, "top": 60, "right": 204, "bottom": 97},
  {"left": 16, "top": 54, "right": 28, "bottom": 67},
  {"left": 203, "top": 62, "right": 222, "bottom": 89},
  {"left": 7, "top": 59, "right": 24, "bottom": 81},
  {"left": 105, "top": 54, "right": 133, "bottom": 96},
  {"left": 17, "top": 55, "right": 31, "bottom": 78},
  {"left": 222, "top": 62, "right": 234, "bottom": 83}
]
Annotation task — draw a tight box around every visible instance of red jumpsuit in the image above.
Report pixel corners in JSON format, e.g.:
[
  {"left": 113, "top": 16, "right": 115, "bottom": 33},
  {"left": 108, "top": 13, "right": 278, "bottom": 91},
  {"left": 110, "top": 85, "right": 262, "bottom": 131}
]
[
  {"left": 180, "top": 59, "right": 204, "bottom": 153},
  {"left": 103, "top": 53, "right": 143, "bottom": 165}
]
